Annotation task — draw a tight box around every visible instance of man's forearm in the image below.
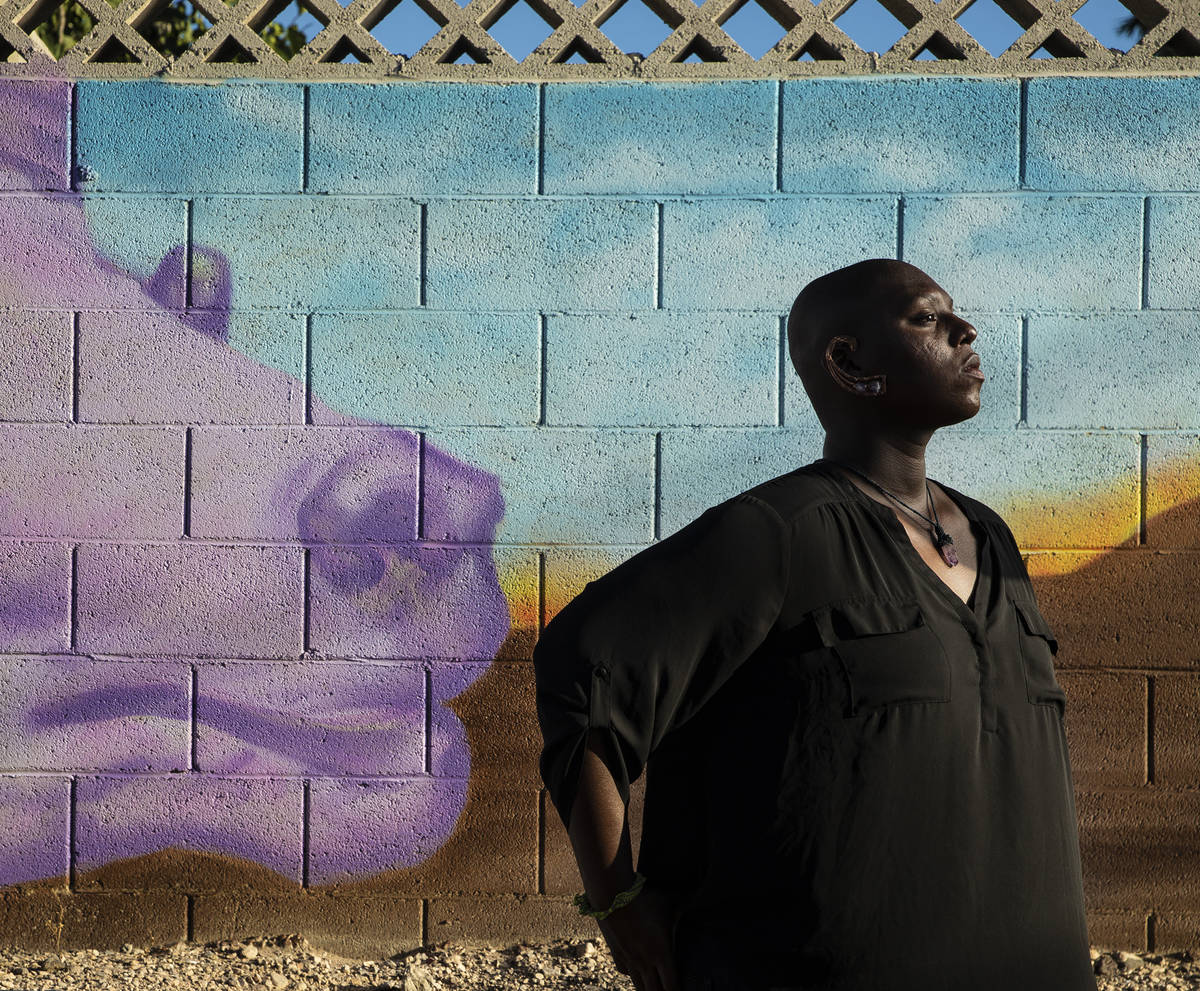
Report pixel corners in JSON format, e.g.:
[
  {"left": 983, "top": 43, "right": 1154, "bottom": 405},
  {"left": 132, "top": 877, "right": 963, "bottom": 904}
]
[{"left": 566, "top": 728, "right": 636, "bottom": 907}]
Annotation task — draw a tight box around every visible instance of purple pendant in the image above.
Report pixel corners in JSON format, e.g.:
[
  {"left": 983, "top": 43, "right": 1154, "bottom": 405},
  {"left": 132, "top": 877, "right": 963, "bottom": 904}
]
[{"left": 939, "top": 540, "right": 959, "bottom": 567}]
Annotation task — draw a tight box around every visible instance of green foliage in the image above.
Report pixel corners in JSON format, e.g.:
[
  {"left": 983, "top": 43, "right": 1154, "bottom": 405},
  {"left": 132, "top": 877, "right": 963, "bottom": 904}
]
[{"left": 33, "top": 0, "right": 309, "bottom": 60}]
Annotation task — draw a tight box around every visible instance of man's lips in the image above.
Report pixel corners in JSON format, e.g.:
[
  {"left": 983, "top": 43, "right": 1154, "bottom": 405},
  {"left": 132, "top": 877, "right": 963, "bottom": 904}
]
[{"left": 962, "top": 352, "right": 985, "bottom": 380}]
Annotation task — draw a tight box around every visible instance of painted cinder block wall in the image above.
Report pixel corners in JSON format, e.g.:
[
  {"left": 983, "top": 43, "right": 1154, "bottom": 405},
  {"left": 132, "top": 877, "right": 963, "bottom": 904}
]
[{"left": 0, "top": 73, "right": 1198, "bottom": 957}]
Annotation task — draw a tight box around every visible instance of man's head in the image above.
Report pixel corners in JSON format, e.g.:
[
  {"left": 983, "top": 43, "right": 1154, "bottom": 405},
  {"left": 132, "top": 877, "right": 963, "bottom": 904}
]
[{"left": 787, "top": 259, "right": 983, "bottom": 432}]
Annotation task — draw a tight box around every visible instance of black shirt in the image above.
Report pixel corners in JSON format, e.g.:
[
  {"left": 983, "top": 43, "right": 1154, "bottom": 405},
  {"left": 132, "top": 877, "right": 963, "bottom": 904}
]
[{"left": 533, "top": 460, "right": 1096, "bottom": 991}]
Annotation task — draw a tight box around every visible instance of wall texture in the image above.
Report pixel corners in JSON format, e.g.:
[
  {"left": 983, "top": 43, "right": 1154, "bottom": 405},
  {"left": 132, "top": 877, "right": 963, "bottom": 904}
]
[{"left": 0, "top": 72, "right": 1199, "bottom": 957}]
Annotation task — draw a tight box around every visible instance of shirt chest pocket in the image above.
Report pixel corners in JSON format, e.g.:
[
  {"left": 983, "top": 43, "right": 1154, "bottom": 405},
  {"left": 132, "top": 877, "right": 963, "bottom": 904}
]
[
  {"left": 1012, "top": 597, "right": 1067, "bottom": 716},
  {"left": 813, "top": 598, "right": 952, "bottom": 718}
]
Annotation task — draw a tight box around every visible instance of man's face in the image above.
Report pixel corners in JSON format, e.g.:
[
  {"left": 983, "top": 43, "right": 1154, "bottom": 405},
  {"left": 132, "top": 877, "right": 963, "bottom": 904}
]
[{"left": 849, "top": 268, "right": 983, "bottom": 426}]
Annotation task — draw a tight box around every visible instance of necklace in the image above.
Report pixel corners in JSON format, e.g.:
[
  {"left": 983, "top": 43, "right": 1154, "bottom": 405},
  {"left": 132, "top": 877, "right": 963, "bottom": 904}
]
[{"left": 817, "top": 457, "right": 959, "bottom": 567}]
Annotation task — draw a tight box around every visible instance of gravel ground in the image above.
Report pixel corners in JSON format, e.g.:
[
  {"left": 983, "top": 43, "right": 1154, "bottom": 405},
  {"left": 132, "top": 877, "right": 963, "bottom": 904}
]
[{"left": 0, "top": 935, "right": 1195, "bottom": 990}]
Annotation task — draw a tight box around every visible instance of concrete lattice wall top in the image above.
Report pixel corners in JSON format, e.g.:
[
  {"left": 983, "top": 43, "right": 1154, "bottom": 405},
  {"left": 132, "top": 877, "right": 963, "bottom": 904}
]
[{"left": 0, "top": 0, "right": 1198, "bottom": 78}]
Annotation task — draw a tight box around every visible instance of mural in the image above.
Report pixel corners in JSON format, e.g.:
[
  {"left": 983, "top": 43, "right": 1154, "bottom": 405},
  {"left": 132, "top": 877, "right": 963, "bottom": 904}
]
[
  {"left": 0, "top": 72, "right": 515, "bottom": 892},
  {"left": 0, "top": 69, "right": 1198, "bottom": 948}
]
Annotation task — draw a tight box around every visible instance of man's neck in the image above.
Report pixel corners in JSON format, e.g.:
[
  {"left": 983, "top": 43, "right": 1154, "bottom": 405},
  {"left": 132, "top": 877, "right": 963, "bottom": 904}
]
[{"left": 820, "top": 435, "right": 932, "bottom": 507}]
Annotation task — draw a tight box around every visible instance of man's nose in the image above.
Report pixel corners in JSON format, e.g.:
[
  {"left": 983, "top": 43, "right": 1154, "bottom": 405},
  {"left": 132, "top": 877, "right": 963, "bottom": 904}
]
[{"left": 951, "top": 315, "right": 977, "bottom": 344}]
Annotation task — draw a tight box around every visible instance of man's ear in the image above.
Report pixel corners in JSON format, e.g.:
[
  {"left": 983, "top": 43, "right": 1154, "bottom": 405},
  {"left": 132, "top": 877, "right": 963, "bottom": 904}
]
[{"left": 824, "top": 335, "right": 887, "bottom": 397}]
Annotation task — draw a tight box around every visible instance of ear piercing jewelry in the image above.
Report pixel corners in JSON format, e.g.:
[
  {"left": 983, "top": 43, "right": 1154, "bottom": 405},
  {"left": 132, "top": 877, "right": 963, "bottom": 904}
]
[{"left": 824, "top": 337, "right": 887, "bottom": 396}]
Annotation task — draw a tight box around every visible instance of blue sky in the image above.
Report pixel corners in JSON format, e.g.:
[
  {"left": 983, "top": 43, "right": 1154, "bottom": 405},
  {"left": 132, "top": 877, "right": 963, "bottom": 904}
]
[{"left": 206, "top": 0, "right": 1142, "bottom": 62}]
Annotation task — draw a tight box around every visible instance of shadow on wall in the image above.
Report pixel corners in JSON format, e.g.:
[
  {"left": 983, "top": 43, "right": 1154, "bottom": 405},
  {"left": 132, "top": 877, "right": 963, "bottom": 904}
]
[{"left": 0, "top": 71, "right": 517, "bottom": 893}]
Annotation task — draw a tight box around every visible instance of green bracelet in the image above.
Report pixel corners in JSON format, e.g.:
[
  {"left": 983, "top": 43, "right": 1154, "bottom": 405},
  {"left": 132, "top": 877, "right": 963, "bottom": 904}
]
[{"left": 573, "top": 872, "right": 648, "bottom": 920}]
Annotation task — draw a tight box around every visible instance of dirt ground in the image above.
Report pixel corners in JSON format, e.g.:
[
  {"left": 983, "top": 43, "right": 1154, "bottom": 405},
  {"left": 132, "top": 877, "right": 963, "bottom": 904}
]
[{"left": 0, "top": 936, "right": 1195, "bottom": 990}]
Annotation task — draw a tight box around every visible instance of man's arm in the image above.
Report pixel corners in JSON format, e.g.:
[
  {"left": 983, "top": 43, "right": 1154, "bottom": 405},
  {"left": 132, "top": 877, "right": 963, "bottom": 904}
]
[
  {"left": 567, "top": 728, "right": 636, "bottom": 909},
  {"left": 565, "top": 728, "right": 681, "bottom": 991}
]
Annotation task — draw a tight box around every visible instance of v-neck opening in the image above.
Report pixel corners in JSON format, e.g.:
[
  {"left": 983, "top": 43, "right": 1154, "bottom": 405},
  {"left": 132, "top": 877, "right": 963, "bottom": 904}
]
[{"left": 812, "top": 460, "right": 988, "bottom": 623}]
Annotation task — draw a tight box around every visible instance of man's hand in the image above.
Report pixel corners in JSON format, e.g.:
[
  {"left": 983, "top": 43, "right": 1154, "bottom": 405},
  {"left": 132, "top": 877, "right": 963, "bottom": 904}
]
[{"left": 596, "top": 878, "right": 683, "bottom": 991}]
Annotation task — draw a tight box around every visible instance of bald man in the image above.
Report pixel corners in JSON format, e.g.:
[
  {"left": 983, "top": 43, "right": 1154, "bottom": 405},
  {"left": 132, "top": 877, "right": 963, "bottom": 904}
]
[{"left": 533, "top": 259, "right": 1096, "bottom": 991}]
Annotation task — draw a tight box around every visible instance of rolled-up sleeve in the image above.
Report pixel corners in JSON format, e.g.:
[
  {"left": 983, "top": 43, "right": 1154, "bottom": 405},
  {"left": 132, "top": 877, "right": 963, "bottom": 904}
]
[{"left": 533, "top": 492, "right": 791, "bottom": 833}]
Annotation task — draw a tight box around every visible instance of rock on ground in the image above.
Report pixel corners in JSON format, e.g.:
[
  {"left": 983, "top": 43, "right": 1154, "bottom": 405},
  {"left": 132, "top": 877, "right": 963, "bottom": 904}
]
[{"left": 0, "top": 936, "right": 1193, "bottom": 989}]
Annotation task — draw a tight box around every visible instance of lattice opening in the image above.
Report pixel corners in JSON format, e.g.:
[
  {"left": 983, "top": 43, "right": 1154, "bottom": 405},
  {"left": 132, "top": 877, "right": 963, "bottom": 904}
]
[
  {"left": 320, "top": 34, "right": 371, "bottom": 59},
  {"left": 206, "top": 33, "right": 258, "bottom": 59},
  {"left": 1074, "top": 0, "right": 1149, "bottom": 51},
  {"left": 675, "top": 34, "right": 726, "bottom": 61},
  {"left": 0, "top": 35, "right": 25, "bottom": 61},
  {"left": 1158, "top": 27, "right": 1200, "bottom": 55},
  {"left": 551, "top": 35, "right": 604, "bottom": 61},
  {"left": 482, "top": 0, "right": 560, "bottom": 61},
  {"left": 955, "top": 0, "right": 1027, "bottom": 56},
  {"left": 89, "top": 33, "right": 139, "bottom": 58},
  {"left": 132, "top": 0, "right": 213, "bottom": 57},
  {"left": 833, "top": 0, "right": 908, "bottom": 54},
  {"left": 790, "top": 32, "right": 843, "bottom": 60},
  {"left": 719, "top": 0, "right": 790, "bottom": 58},
  {"left": 1033, "top": 27, "right": 1085, "bottom": 57},
  {"left": 596, "top": 0, "right": 678, "bottom": 57},
  {"left": 439, "top": 35, "right": 488, "bottom": 60},
  {"left": 246, "top": 0, "right": 327, "bottom": 59},
  {"left": 913, "top": 30, "right": 967, "bottom": 60},
  {"left": 362, "top": 0, "right": 445, "bottom": 56},
  {"left": 19, "top": 0, "right": 100, "bottom": 58}
]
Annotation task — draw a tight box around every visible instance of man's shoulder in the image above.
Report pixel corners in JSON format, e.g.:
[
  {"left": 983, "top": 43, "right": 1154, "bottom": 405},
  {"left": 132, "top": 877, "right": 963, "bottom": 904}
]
[{"left": 730, "top": 461, "right": 845, "bottom": 525}]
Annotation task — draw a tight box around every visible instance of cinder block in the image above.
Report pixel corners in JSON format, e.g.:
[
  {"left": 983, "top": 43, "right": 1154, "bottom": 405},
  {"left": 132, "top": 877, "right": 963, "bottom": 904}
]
[
  {"left": 424, "top": 428, "right": 655, "bottom": 544},
  {"left": 1153, "top": 673, "right": 1200, "bottom": 788},
  {"left": 0, "top": 425, "right": 183, "bottom": 539},
  {"left": 430, "top": 660, "right": 539, "bottom": 787},
  {"left": 1076, "top": 788, "right": 1200, "bottom": 912},
  {"left": 1027, "top": 313, "right": 1200, "bottom": 429},
  {"left": 0, "top": 311, "right": 72, "bottom": 421},
  {"left": 0, "top": 775, "right": 69, "bottom": 888},
  {"left": 542, "top": 774, "right": 645, "bottom": 896},
  {"left": 658, "top": 427, "right": 823, "bottom": 536},
  {"left": 0, "top": 542, "right": 71, "bottom": 654},
  {"left": 0, "top": 891, "right": 187, "bottom": 951},
  {"left": 546, "top": 311, "right": 776, "bottom": 427},
  {"left": 308, "top": 82, "right": 537, "bottom": 195},
  {"left": 0, "top": 658, "right": 189, "bottom": 772},
  {"left": 191, "top": 196, "right": 419, "bottom": 309},
  {"left": 83, "top": 196, "right": 189, "bottom": 287},
  {"left": 75, "top": 81, "right": 303, "bottom": 193},
  {"left": 662, "top": 196, "right": 895, "bottom": 311},
  {"left": 1145, "top": 434, "right": 1200, "bottom": 549},
  {"left": 0, "top": 80, "right": 70, "bottom": 191},
  {"left": 78, "top": 311, "right": 305, "bottom": 424},
  {"left": 307, "top": 779, "right": 535, "bottom": 893},
  {"left": 0, "top": 196, "right": 184, "bottom": 309},
  {"left": 1055, "top": 671, "right": 1144, "bottom": 789},
  {"left": 903, "top": 195, "right": 1141, "bottom": 311},
  {"left": 197, "top": 660, "right": 424, "bottom": 775},
  {"left": 1026, "top": 77, "right": 1200, "bottom": 192},
  {"left": 1083, "top": 910, "right": 1146, "bottom": 953},
  {"left": 75, "top": 542, "right": 303, "bottom": 657},
  {"left": 1028, "top": 549, "right": 1200, "bottom": 671},
  {"left": 543, "top": 81, "right": 774, "bottom": 195},
  {"left": 1155, "top": 910, "right": 1200, "bottom": 952},
  {"left": 1147, "top": 196, "right": 1200, "bottom": 309},
  {"left": 925, "top": 430, "right": 1140, "bottom": 550},
  {"left": 74, "top": 774, "right": 303, "bottom": 890},
  {"left": 191, "top": 892, "right": 422, "bottom": 959},
  {"left": 493, "top": 546, "right": 539, "bottom": 660},
  {"left": 427, "top": 895, "right": 593, "bottom": 943},
  {"left": 926, "top": 313, "right": 1022, "bottom": 432},
  {"left": 190, "top": 426, "right": 419, "bottom": 541},
  {"left": 307, "top": 542, "right": 511, "bottom": 660},
  {"left": 782, "top": 78, "right": 1018, "bottom": 193},
  {"left": 425, "top": 198, "right": 653, "bottom": 310},
  {"left": 310, "top": 311, "right": 539, "bottom": 427}
]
